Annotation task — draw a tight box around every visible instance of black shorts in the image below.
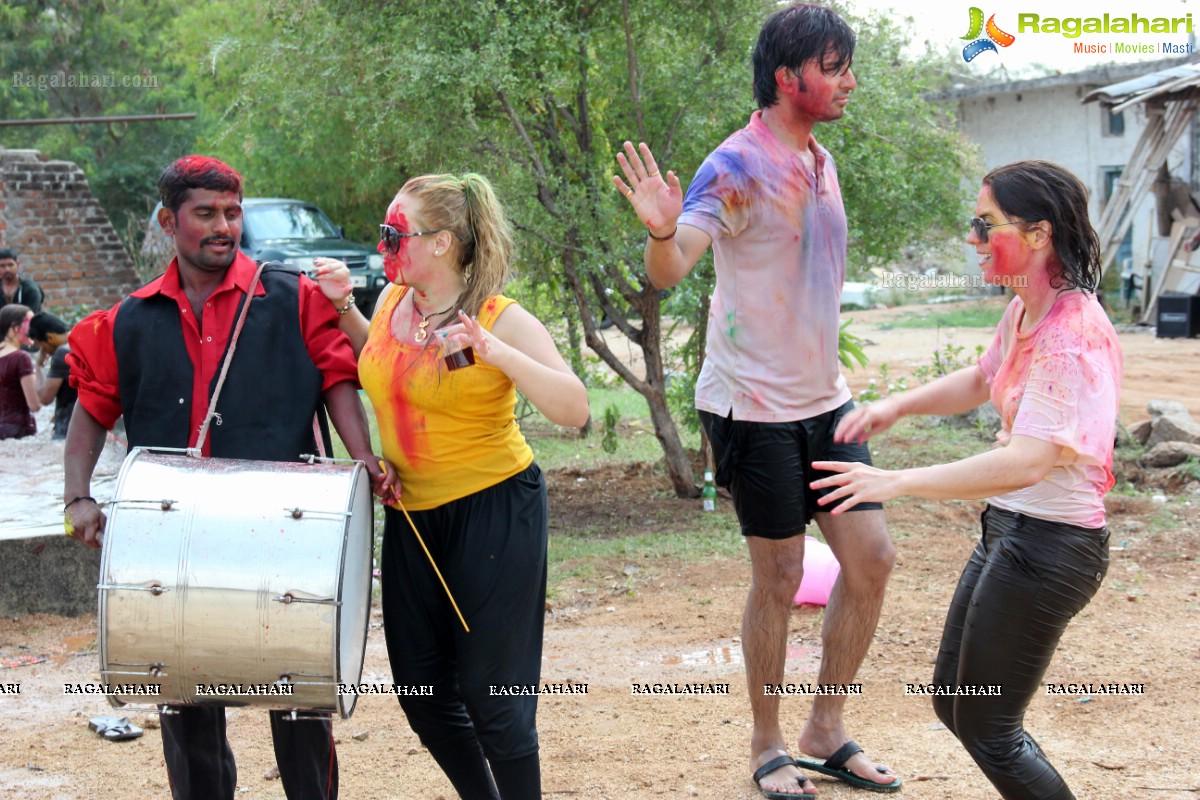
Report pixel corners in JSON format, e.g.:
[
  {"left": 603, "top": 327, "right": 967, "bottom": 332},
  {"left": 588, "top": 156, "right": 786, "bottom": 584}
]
[{"left": 699, "top": 400, "right": 883, "bottom": 540}]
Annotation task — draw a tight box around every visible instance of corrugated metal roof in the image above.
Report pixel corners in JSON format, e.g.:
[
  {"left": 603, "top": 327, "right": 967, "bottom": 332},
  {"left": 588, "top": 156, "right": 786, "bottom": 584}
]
[{"left": 1084, "top": 61, "right": 1200, "bottom": 111}]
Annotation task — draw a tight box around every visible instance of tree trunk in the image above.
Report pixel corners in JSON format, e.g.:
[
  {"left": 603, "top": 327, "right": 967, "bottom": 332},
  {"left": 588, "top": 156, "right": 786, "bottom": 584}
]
[
  {"left": 561, "top": 292, "right": 592, "bottom": 437},
  {"left": 558, "top": 232, "right": 698, "bottom": 498}
]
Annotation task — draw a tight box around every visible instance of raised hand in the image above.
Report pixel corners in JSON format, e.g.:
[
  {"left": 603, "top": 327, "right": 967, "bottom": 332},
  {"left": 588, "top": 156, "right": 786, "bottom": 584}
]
[
  {"left": 442, "top": 310, "right": 504, "bottom": 365},
  {"left": 613, "top": 141, "right": 683, "bottom": 238}
]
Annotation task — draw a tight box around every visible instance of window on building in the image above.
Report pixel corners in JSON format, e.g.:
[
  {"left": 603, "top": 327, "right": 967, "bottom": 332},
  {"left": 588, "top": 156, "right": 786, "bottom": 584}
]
[{"left": 1104, "top": 107, "right": 1125, "bottom": 137}]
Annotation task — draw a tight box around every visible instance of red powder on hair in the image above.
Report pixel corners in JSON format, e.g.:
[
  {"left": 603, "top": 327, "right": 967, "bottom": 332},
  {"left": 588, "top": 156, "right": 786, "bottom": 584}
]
[{"left": 175, "top": 155, "right": 243, "bottom": 193}]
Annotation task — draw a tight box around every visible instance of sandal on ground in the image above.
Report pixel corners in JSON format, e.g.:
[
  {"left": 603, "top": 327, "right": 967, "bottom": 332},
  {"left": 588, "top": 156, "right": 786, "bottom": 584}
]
[
  {"left": 795, "top": 740, "right": 902, "bottom": 792},
  {"left": 753, "top": 753, "right": 816, "bottom": 800},
  {"left": 88, "top": 715, "right": 144, "bottom": 742}
]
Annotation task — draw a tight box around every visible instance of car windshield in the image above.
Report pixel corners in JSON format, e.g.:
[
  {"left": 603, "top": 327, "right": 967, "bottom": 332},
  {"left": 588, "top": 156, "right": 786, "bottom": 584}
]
[{"left": 245, "top": 204, "right": 339, "bottom": 241}]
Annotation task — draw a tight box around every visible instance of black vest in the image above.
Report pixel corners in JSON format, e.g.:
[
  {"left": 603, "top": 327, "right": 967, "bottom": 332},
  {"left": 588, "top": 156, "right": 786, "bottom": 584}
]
[{"left": 113, "top": 264, "right": 330, "bottom": 461}]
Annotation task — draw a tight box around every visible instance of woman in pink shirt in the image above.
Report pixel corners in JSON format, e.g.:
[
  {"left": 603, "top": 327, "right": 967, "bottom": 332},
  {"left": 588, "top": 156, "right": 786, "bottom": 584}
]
[{"left": 811, "top": 160, "right": 1121, "bottom": 800}]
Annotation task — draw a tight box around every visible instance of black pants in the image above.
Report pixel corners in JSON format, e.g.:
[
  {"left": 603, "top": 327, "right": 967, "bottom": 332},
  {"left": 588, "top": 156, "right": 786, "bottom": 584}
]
[
  {"left": 382, "top": 465, "right": 547, "bottom": 800},
  {"left": 932, "top": 506, "right": 1109, "bottom": 800},
  {"left": 160, "top": 706, "right": 337, "bottom": 800}
]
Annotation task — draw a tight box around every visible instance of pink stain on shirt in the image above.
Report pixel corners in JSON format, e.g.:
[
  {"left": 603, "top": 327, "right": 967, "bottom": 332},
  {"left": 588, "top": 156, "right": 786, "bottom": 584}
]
[{"left": 977, "top": 291, "right": 1122, "bottom": 527}]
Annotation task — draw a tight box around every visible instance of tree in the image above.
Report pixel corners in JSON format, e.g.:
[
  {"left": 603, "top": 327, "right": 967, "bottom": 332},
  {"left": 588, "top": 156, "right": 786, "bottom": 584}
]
[
  {"left": 0, "top": 0, "right": 198, "bottom": 236},
  {"left": 190, "top": 0, "right": 974, "bottom": 498}
]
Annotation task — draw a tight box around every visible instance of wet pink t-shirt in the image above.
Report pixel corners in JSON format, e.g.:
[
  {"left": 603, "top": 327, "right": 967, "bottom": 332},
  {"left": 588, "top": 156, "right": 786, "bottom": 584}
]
[
  {"left": 679, "top": 110, "right": 851, "bottom": 422},
  {"left": 977, "top": 290, "right": 1122, "bottom": 528}
]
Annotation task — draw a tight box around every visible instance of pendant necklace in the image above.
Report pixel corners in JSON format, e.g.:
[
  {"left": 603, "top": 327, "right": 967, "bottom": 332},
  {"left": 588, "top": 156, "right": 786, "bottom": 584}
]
[{"left": 413, "top": 300, "right": 457, "bottom": 343}]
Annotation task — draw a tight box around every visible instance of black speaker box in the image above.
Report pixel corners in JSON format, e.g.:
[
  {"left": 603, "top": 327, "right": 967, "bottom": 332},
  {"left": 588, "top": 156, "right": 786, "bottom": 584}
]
[{"left": 1156, "top": 293, "right": 1200, "bottom": 338}]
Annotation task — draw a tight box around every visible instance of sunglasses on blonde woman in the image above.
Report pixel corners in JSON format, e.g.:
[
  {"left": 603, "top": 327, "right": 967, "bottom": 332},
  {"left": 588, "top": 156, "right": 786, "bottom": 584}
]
[
  {"left": 378, "top": 224, "right": 442, "bottom": 254},
  {"left": 970, "top": 217, "right": 1018, "bottom": 243}
]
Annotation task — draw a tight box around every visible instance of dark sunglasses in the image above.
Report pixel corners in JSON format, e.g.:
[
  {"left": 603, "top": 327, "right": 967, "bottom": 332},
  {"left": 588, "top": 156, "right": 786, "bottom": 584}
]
[
  {"left": 378, "top": 224, "right": 447, "bottom": 254},
  {"left": 970, "top": 216, "right": 1017, "bottom": 243}
]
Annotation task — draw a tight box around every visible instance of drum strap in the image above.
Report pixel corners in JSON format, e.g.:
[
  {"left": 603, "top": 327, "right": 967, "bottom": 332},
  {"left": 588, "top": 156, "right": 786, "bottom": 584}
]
[{"left": 191, "top": 263, "right": 266, "bottom": 457}]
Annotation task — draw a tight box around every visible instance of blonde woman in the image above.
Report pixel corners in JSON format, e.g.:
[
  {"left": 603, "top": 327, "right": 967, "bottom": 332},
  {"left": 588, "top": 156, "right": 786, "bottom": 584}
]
[{"left": 316, "top": 173, "right": 588, "bottom": 799}]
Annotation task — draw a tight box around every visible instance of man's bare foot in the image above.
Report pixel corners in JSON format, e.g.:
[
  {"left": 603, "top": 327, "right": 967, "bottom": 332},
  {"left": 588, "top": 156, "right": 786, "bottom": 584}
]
[
  {"left": 752, "top": 749, "right": 816, "bottom": 797},
  {"left": 797, "top": 732, "right": 900, "bottom": 789}
]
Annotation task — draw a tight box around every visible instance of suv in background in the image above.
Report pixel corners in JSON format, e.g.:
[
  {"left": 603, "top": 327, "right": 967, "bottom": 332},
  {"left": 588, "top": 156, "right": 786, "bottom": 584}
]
[{"left": 142, "top": 198, "right": 387, "bottom": 313}]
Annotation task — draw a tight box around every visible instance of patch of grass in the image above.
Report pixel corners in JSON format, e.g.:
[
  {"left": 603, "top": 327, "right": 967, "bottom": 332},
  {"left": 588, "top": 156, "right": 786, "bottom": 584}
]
[
  {"left": 549, "top": 509, "right": 744, "bottom": 590},
  {"left": 523, "top": 386, "right": 700, "bottom": 472},
  {"left": 870, "top": 417, "right": 991, "bottom": 471},
  {"left": 878, "top": 304, "right": 1005, "bottom": 330}
]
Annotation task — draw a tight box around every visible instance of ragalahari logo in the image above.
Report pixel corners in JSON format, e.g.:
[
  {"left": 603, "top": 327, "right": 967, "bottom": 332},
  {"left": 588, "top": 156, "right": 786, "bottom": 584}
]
[{"left": 962, "top": 7, "right": 1016, "bottom": 61}]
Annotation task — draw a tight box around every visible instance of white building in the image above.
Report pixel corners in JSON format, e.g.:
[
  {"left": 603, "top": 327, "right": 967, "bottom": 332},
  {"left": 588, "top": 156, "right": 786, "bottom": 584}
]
[{"left": 933, "top": 57, "right": 1198, "bottom": 279}]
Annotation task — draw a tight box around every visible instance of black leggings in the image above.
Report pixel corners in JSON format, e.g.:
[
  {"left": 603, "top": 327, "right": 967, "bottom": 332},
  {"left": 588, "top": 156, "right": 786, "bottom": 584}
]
[
  {"left": 932, "top": 506, "right": 1109, "bottom": 800},
  {"left": 381, "top": 465, "right": 547, "bottom": 800},
  {"left": 160, "top": 706, "right": 337, "bottom": 800}
]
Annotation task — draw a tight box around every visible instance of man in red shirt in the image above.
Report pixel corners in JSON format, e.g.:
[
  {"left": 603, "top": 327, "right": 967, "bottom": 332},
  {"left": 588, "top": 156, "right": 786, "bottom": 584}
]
[{"left": 63, "top": 155, "right": 390, "bottom": 800}]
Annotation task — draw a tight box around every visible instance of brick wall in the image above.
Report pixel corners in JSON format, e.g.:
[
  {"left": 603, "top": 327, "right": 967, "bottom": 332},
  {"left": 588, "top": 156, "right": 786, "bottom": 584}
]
[{"left": 0, "top": 147, "right": 140, "bottom": 313}]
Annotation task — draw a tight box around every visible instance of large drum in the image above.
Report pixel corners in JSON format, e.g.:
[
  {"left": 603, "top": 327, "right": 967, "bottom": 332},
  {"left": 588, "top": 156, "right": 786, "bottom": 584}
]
[{"left": 98, "top": 448, "right": 373, "bottom": 718}]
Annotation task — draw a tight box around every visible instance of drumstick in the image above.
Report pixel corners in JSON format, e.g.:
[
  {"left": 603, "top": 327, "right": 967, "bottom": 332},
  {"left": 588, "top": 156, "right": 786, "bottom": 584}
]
[
  {"left": 376, "top": 462, "right": 465, "bottom": 633},
  {"left": 381, "top": 462, "right": 469, "bottom": 633},
  {"left": 396, "top": 501, "right": 470, "bottom": 633}
]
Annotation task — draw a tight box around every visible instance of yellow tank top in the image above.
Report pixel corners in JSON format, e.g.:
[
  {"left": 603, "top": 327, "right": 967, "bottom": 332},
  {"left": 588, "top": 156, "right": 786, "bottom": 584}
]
[{"left": 358, "top": 288, "right": 534, "bottom": 510}]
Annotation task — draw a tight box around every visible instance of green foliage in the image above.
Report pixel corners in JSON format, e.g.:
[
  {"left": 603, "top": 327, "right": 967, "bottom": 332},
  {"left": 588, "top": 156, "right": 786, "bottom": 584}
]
[
  {"left": 1175, "top": 457, "right": 1200, "bottom": 483},
  {"left": 0, "top": 0, "right": 199, "bottom": 235},
  {"left": 838, "top": 318, "right": 870, "bottom": 371},
  {"left": 856, "top": 362, "right": 907, "bottom": 403},
  {"left": 911, "top": 341, "right": 985, "bottom": 384},
  {"left": 880, "top": 305, "right": 1006, "bottom": 330},
  {"left": 601, "top": 403, "right": 620, "bottom": 455}
]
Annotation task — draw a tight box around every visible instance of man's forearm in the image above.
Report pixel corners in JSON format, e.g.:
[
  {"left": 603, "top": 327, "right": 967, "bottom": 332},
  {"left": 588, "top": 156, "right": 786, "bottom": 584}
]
[
  {"left": 63, "top": 404, "right": 108, "bottom": 501},
  {"left": 642, "top": 224, "right": 712, "bottom": 289},
  {"left": 323, "top": 380, "right": 375, "bottom": 462}
]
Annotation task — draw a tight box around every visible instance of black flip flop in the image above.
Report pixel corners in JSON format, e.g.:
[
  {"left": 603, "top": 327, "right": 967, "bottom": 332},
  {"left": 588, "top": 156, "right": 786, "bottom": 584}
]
[
  {"left": 795, "top": 740, "right": 902, "bottom": 792},
  {"left": 753, "top": 753, "right": 816, "bottom": 800}
]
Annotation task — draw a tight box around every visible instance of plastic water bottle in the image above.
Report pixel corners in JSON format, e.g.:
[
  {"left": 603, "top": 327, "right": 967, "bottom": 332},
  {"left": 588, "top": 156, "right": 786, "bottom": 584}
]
[{"left": 702, "top": 471, "right": 717, "bottom": 511}]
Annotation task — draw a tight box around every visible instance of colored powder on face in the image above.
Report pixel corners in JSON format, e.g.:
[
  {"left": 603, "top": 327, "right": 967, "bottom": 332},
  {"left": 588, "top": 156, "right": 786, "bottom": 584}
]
[
  {"left": 986, "top": 233, "right": 1024, "bottom": 281},
  {"left": 383, "top": 212, "right": 411, "bottom": 284}
]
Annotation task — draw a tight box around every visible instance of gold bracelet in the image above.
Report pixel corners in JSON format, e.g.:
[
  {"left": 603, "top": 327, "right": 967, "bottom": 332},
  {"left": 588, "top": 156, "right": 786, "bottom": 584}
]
[{"left": 337, "top": 294, "right": 356, "bottom": 315}]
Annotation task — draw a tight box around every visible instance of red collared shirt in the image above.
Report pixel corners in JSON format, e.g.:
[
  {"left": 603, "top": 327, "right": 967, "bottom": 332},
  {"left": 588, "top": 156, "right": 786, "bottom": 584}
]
[{"left": 69, "top": 251, "right": 357, "bottom": 455}]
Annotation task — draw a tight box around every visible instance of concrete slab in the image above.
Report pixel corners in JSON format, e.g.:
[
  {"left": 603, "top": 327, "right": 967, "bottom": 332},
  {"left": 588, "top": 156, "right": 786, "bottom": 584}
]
[
  {"left": 0, "top": 407, "right": 123, "bottom": 617},
  {"left": 0, "top": 531, "right": 100, "bottom": 616}
]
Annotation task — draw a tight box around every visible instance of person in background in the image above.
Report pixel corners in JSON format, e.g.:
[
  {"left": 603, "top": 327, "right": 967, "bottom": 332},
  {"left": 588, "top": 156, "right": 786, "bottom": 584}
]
[
  {"left": 0, "top": 304, "right": 40, "bottom": 439},
  {"left": 314, "top": 172, "right": 589, "bottom": 800},
  {"left": 813, "top": 160, "right": 1121, "bottom": 800},
  {"left": 28, "top": 312, "right": 76, "bottom": 439},
  {"left": 0, "top": 248, "right": 44, "bottom": 314},
  {"left": 614, "top": 4, "right": 899, "bottom": 796}
]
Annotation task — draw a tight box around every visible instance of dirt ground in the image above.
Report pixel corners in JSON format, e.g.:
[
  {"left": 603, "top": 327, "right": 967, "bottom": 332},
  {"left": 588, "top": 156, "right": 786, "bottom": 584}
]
[{"left": 2, "top": 298, "right": 1200, "bottom": 799}]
